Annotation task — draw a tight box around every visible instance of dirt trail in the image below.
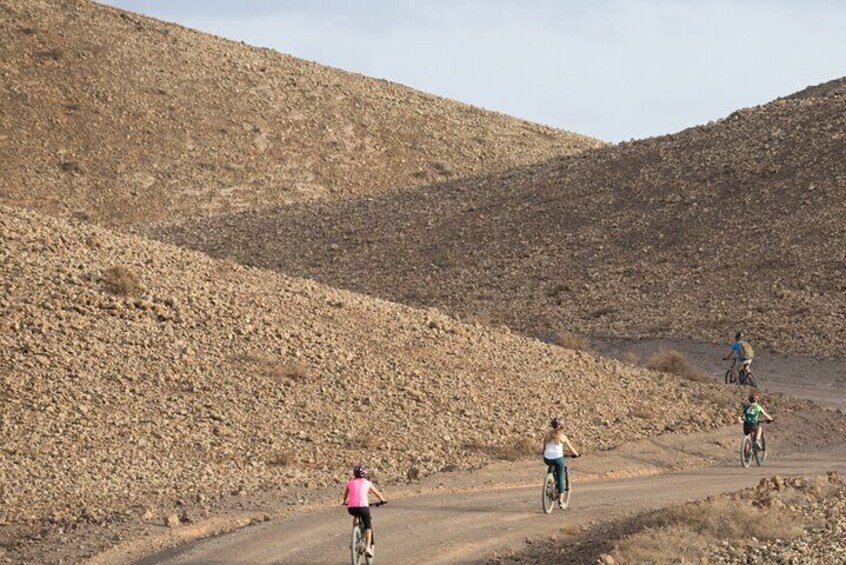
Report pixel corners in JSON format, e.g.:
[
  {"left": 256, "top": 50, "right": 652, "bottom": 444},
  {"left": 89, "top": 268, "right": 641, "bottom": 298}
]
[
  {"left": 126, "top": 342, "right": 846, "bottom": 565},
  {"left": 593, "top": 338, "right": 846, "bottom": 410},
  {"left": 137, "top": 443, "right": 846, "bottom": 564}
]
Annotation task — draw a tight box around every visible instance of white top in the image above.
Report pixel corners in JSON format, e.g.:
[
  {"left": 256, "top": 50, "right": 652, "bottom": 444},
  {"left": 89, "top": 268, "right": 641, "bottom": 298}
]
[{"left": 544, "top": 438, "right": 564, "bottom": 459}]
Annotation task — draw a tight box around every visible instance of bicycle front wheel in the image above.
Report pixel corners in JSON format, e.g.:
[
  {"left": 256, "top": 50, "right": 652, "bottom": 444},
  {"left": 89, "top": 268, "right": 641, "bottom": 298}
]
[
  {"left": 561, "top": 467, "right": 571, "bottom": 509},
  {"left": 745, "top": 371, "right": 759, "bottom": 388},
  {"left": 541, "top": 472, "right": 556, "bottom": 514},
  {"left": 725, "top": 370, "right": 734, "bottom": 384},
  {"left": 740, "top": 435, "right": 753, "bottom": 468},
  {"left": 755, "top": 434, "right": 767, "bottom": 466},
  {"left": 350, "top": 524, "right": 364, "bottom": 565}
]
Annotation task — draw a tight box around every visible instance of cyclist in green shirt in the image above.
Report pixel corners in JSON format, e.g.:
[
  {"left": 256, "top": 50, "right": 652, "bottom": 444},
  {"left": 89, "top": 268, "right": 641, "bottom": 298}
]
[{"left": 739, "top": 393, "right": 773, "bottom": 449}]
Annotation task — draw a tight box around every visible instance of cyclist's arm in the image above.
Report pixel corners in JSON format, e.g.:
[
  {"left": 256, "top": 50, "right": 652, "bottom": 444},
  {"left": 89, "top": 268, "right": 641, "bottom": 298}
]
[
  {"left": 342, "top": 485, "right": 349, "bottom": 506},
  {"left": 760, "top": 408, "right": 774, "bottom": 421},
  {"left": 369, "top": 485, "right": 387, "bottom": 503},
  {"left": 563, "top": 436, "right": 580, "bottom": 457}
]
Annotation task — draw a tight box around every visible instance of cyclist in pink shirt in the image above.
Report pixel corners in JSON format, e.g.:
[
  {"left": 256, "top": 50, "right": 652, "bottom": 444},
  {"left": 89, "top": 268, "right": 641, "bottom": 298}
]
[{"left": 342, "top": 465, "right": 387, "bottom": 558}]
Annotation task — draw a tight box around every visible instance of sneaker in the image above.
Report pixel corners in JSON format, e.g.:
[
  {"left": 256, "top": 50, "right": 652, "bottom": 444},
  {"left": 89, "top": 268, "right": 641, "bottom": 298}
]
[
  {"left": 365, "top": 547, "right": 375, "bottom": 558},
  {"left": 558, "top": 501, "right": 567, "bottom": 510}
]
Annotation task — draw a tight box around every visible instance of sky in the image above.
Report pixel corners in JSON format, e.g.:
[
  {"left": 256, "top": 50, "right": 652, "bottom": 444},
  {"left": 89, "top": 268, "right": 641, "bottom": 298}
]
[{"left": 101, "top": 1, "right": 845, "bottom": 142}]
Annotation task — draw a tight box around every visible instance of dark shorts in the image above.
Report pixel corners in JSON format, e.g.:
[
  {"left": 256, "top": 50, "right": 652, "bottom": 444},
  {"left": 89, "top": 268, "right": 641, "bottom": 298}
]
[
  {"left": 348, "top": 506, "right": 372, "bottom": 531},
  {"left": 743, "top": 422, "right": 759, "bottom": 436}
]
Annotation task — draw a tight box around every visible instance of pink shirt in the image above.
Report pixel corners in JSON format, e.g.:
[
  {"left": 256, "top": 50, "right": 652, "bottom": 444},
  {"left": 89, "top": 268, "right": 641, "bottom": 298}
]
[{"left": 346, "top": 478, "right": 372, "bottom": 508}]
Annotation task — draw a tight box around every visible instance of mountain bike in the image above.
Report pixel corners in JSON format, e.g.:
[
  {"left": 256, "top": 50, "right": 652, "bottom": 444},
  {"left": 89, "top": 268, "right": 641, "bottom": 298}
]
[
  {"left": 740, "top": 420, "right": 772, "bottom": 468},
  {"left": 725, "top": 362, "right": 758, "bottom": 388},
  {"left": 541, "top": 457, "right": 576, "bottom": 514},
  {"left": 350, "top": 501, "right": 386, "bottom": 565}
]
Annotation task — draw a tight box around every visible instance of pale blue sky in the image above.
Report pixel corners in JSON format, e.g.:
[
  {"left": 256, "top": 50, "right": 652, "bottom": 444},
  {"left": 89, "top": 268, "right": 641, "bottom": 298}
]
[{"left": 101, "top": 1, "right": 845, "bottom": 142}]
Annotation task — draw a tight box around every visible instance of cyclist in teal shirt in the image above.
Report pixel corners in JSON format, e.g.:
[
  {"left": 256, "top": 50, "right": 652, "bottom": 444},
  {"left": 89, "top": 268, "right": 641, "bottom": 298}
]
[{"left": 740, "top": 393, "right": 773, "bottom": 449}]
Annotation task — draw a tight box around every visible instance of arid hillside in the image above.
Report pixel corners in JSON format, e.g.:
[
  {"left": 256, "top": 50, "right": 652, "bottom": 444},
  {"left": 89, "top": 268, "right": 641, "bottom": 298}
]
[
  {"left": 2, "top": 204, "right": 776, "bottom": 544},
  {"left": 0, "top": 0, "right": 601, "bottom": 226},
  {"left": 152, "top": 90, "right": 846, "bottom": 357}
]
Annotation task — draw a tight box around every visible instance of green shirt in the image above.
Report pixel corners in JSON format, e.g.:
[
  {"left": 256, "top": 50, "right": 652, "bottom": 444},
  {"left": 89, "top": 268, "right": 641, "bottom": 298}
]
[{"left": 743, "top": 402, "right": 763, "bottom": 424}]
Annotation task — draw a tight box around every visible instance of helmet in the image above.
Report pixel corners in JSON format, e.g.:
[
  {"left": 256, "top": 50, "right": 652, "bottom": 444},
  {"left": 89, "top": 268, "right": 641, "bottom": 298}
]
[
  {"left": 353, "top": 465, "right": 368, "bottom": 478},
  {"left": 735, "top": 330, "right": 745, "bottom": 341},
  {"left": 550, "top": 417, "right": 563, "bottom": 429},
  {"left": 748, "top": 393, "right": 758, "bottom": 403}
]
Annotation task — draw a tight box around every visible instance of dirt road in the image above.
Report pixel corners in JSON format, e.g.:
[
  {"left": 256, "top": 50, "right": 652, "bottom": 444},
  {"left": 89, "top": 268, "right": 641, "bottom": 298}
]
[
  {"left": 128, "top": 341, "right": 845, "bottom": 564},
  {"left": 137, "top": 440, "right": 846, "bottom": 564}
]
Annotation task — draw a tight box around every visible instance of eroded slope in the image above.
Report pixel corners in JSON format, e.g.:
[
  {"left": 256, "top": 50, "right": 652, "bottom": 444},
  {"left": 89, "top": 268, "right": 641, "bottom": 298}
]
[
  {"left": 0, "top": 0, "right": 601, "bottom": 226},
  {"left": 152, "top": 91, "right": 846, "bottom": 356}
]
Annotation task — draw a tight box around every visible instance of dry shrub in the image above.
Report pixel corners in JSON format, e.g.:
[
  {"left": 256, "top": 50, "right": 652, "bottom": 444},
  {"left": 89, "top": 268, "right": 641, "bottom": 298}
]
[
  {"left": 349, "top": 432, "right": 378, "bottom": 449},
  {"left": 231, "top": 355, "right": 310, "bottom": 381},
  {"left": 623, "top": 351, "right": 640, "bottom": 366},
  {"left": 554, "top": 331, "right": 591, "bottom": 351},
  {"left": 612, "top": 498, "right": 802, "bottom": 564},
  {"left": 476, "top": 438, "right": 539, "bottom": 461},
  {"left": 102, "top": 265, "right": 143, "bottom": 297},
  {"left": 590, "top": 306, "right": 617, "bottom": 318},
  {"left": 266, "top": 450, "right": 295, "bottom": 467},
  {"left": 643, "top": 349, "right": 709, "bottom": 383},
  {"left": 628, "top": 402, "right": 654, "bottom": 419}
]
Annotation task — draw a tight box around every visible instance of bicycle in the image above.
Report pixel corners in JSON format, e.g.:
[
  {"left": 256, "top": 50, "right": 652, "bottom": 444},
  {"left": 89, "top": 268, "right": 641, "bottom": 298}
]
[
  {"left": 349, "top": 501, "right": 386, "bottom": 565},
  {"left": 724, "top": 362, "right": 758, "bottom": 388},
  {"left": 541, "top": 456, "right": 577, "bottom": 514},
  {"left": 740, "top": 420, "right": 772, "bottom": 468}
]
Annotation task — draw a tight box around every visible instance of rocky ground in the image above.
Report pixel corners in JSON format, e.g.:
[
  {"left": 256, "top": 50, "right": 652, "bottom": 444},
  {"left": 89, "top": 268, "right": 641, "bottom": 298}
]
[
  {"left": 491, "top": 472, "right": 846, "bottom": 565},
  {"left": 0, "top": 0, "right": 601, "bottom": 226},
  {"left": 151, "top": 85, "right": 846, "bottom": 358},
  {"left": 3, "top": 205, "right": 833, "bottom": 563}
]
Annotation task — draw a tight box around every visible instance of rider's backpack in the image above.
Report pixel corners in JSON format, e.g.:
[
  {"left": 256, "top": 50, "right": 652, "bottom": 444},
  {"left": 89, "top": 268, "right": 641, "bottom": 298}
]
[{"left": 740, "top": 340, "right": 755, "bottom": 359}]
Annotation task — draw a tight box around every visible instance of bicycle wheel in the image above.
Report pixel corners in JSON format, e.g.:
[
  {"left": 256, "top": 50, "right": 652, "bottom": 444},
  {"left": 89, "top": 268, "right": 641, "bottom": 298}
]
[
  {"left": 561, "top": 467, "right": 571, "bottom": 510},
  {"left": 745, "top": 370, "right": 759, "bottom": 388},
  {"left": 755, "top": 434, "right": 767, "bottom": 466},
  {"left": 350, "top": 523, "right": 364, "bottom": 565},
  {"left": 725, "top": 370, "right": 733, "bottom": 384},
  {"left": 740, "top": 434, "right": 753, "bottom": 468},
  {"left": 541, "top": 471, "right": 556, "bottom": 514}
]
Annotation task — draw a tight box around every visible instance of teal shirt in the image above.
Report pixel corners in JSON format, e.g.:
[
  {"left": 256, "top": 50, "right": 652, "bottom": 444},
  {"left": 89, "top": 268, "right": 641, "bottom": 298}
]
[{"left": 743, "top": 402, "right": 763, "bottom": 424}]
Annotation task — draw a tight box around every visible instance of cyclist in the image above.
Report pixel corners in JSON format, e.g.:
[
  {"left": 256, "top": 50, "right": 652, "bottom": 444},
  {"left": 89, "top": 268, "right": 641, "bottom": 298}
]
[
  {"left": 342, "top": 464, "right": 386, "bottom": 559},
  {"left": 723, "top": 331, "right": 752, "bottom": 381},
  {"left": 740, "top": 393, "right": 773, "bottom": 449},
  {"left": 541, "top": 417, "right": 580, "bottom": 509}
]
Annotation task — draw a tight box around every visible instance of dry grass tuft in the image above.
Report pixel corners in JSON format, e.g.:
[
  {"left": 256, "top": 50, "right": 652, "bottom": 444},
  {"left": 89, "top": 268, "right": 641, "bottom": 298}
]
[
  {"left": 623, "top": 351, "right": 640, "bottom": 366},
  {"left": 554, "top": 331, "right": 591, "bottom": 351},
  {"left": 102, "top": 265, "right": 143, "bottom": 297},
  {"left": 493, "top": 437, "right": 537, "bottom": 461},
  {"left": 266, "top": 450, "right": 295, "bottom": 467},
  {"left": 643, "top": 349, "right": 709, "bottom": 383},
  {"left": 611, "top": 497, "right": 803, "bottom": 564}
]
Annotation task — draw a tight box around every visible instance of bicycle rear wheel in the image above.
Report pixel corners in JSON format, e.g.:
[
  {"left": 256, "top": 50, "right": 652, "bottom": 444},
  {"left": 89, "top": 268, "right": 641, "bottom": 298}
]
[
  {"left": 740, "top": 435, "right": 753, "bottom": 468},
  {"left": 541, "top": 472, "right": 556, "bottom": 514}
]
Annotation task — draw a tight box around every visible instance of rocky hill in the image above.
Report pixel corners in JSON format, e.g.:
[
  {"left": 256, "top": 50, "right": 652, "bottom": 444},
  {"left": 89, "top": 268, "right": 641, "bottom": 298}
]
[
  {"left": 2, "top": 204, "right": 772, "bottom": 546},
  {"left": 0, "top": 0, "right": 601, "bottom": 226},
  {"left": 151, "top": 90, "right": 846, "bottom": 357}
]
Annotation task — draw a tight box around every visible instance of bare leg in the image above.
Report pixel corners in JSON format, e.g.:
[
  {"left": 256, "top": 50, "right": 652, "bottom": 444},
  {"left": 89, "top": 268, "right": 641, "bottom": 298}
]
[{"left": 365, "top": 529, "right": 373, "bottom": 550}]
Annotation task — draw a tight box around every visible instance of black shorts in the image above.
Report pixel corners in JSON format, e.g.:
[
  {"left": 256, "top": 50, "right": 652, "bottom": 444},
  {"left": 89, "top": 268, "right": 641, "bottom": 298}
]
[
  {"left": 348, "top": 507, "right": 372, "bottom": 531},
  {"left": 743, "top": 422, "right": 759, "bottom": 436}
]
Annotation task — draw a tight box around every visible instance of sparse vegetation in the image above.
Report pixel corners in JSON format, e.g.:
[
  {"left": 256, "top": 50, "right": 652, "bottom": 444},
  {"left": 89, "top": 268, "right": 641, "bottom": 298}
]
[
  {"left": 643, "top": 349, "right": 709, "bottom": 383},
  {"left": 609, "top": 496, "right": 803, "bottom": 564},
  {"left": 622, "top": 351, "right": 640, "bottom": 366},
  {"left": 554, "top": 331, "right": 592, "bottom": 351},
  {"left": 493, "top": 438, "right": 537, "bottom": 461},
  {"left": 102, "top": 265, "right": 143, "bottom": 297}
]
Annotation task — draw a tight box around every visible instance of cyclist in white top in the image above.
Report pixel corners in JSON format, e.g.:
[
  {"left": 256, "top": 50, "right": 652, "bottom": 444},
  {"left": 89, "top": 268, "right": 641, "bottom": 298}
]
[{"left": 541, "top": 417, "right": 580, "bottom": 508}]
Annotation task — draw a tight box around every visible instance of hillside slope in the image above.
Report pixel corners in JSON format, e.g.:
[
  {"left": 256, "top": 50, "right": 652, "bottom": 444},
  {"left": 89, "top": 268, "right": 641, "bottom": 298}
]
[
  {"left": 151, "top": 90, "right": 846, "bottom": 357},
  {"left": 0, "top": 0, "right": 601, "bottom": 226},
  {"left": 1, "top": 204, "right": 764, "bottom": 541}
]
